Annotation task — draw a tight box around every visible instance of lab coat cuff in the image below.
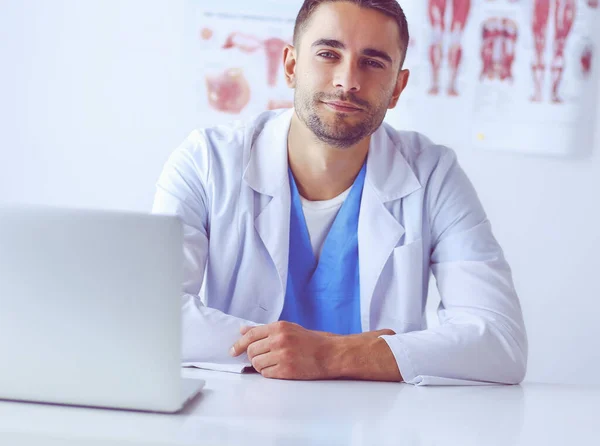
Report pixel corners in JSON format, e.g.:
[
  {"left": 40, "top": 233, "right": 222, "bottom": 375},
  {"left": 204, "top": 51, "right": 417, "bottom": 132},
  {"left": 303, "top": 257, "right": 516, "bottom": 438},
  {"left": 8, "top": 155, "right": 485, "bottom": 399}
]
[{"left": 380, "top": 334, "right": 418, "bottom": 384}]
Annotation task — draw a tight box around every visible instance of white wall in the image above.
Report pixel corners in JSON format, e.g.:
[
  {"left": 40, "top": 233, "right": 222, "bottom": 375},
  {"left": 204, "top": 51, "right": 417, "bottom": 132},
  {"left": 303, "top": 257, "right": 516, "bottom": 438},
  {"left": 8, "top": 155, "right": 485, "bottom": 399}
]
[
  {"left": 451, "top": 114, "right": 600, "bottom": 384},
  {"left": 1, "top": 0, "right": 598, "bottom": 384},
  {"left": 0, "top": 0, "right": 196, "bottom": 211}
]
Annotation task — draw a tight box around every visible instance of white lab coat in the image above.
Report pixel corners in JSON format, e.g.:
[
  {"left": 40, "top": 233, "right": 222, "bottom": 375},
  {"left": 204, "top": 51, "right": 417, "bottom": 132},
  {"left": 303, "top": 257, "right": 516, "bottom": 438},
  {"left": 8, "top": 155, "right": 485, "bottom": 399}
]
[{"left": 152, "top": 108, "right": 528, "bottom": 386}]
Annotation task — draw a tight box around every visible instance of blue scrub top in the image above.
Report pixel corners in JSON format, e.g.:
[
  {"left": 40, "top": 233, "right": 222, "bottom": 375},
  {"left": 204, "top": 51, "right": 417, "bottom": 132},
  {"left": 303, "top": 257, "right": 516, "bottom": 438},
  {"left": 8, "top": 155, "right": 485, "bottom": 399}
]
[{"left": 279, "top": 163, "right": 366, "bottom": 335}]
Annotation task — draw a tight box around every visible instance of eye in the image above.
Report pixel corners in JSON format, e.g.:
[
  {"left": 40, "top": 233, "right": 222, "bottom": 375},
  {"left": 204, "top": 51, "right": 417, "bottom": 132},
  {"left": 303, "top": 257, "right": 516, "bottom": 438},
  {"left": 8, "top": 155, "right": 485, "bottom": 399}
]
[
  {"left": 364, "top": 59, "right": 384, "bottom": 69},
  {"left": 317, "top": 51, "right": 338, "bottom": 59}
]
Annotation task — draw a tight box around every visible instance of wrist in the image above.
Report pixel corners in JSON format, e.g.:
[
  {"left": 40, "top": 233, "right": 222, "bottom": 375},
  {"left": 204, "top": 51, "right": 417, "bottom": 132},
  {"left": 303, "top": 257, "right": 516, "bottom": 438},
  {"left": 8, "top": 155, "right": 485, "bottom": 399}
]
[
  {"left": 322, "top": 332, "right": 402, "bottom": 381},
  {"left": 321, "top": 335, "right": 349, "bottom": 379},
  {"left": 321, "top": 333, "right": 377, "bottom": 379}
]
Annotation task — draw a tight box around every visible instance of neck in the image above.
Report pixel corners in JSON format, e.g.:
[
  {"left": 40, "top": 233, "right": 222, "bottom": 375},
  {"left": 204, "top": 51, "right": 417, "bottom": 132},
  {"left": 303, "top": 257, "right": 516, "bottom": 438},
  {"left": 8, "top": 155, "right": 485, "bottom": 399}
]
[{"left": 287, "top": 112, "right": 370, "bottom": 201}]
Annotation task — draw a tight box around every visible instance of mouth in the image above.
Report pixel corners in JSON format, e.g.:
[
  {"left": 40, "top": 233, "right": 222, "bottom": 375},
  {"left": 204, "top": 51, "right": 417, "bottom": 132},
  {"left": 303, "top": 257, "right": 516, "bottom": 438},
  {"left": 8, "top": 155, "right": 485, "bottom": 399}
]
[{"left": 322, "top": 101, "right": 363, "bottom": 113}]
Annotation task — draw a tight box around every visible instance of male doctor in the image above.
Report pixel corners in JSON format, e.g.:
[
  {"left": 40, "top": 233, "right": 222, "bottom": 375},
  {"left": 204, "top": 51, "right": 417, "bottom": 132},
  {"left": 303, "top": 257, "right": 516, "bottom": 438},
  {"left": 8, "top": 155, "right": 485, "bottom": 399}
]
[{"left": 153, "top": 0, "right": 528, "bottom": 385}]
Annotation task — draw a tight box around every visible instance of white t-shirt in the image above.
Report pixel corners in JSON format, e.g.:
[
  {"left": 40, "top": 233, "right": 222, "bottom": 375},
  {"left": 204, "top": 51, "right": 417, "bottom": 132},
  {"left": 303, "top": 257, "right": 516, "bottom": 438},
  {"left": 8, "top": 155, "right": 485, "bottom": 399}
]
[{"left": 300, "top": 187, "right": 352, "bottom": 260}]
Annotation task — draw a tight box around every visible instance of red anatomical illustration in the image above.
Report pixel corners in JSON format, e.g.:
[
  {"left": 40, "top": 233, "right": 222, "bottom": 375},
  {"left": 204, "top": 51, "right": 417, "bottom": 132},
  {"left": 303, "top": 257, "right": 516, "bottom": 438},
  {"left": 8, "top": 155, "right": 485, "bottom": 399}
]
[
  {"left": 205, "top": 68, "right": 251, "bottom": 114},
  {"left": 223, "top": 32, "right": 289, "bottom": 87},
  {"left": 531, "top": 0, "right": 576, "bottom": 103},
  {"left": 480, "top": 17, "right": 518, "bottom": 82},
  {"left": 581, "top": 44, "right": 593, "bottom": 77},
  {"left": 428, "top": 0, "right": 472, "bottom": 96}
]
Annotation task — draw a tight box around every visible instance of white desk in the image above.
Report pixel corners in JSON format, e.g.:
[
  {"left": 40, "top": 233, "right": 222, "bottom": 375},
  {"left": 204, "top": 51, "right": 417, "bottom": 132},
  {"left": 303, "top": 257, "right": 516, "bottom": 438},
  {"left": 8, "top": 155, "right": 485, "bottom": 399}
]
[{"left": 1, "top": 368, "right": 598, "bottom": 446}]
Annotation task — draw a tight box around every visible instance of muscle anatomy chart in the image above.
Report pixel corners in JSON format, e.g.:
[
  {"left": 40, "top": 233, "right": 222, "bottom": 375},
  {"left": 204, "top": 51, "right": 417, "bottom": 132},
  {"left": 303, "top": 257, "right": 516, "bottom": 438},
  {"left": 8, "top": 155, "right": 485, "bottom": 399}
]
[
  {"left": 530, "top": 0, "right": 577, "bottom": 103},
  {"left": 428, "top": 0, "right": 472, "bottom": 96},
  {"left": 191, "top": 9, "right": 294, "bottom": 124},
  {"left": 470, "top": 0, "right": 598, "bottom": 156}
]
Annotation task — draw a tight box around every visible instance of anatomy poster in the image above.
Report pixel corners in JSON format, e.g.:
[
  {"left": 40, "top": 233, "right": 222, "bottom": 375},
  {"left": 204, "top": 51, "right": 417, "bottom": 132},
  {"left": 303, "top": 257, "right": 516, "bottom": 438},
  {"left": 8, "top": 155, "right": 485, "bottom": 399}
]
[
  {"left": 470, "top": 0, "right": 600, "bottom": 156},
  {"left": 385, "top": 0, "right": 482, "bottom": 149},
  {"left": 190, "top": 7, "right": 295, "bottom": 125},
  {"left": 389, "top": 0, "right": 599, "bottom": 156}
]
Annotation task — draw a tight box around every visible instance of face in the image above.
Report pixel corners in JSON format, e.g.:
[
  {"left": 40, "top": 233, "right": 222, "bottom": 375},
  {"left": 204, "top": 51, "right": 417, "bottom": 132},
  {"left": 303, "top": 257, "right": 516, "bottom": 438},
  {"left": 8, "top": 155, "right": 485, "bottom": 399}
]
[{"left": 285, "top": 2, "right": 409, "bottom": 149}]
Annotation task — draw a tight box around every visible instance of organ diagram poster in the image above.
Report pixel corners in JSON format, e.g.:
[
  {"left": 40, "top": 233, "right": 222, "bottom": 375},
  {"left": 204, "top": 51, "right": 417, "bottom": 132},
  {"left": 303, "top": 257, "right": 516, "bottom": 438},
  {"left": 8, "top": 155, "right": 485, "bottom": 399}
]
[
  {"left": 190, "top": 6, "right": 296, "bottom": 126},
  {"left": 189, "top": 0, "right": 599, "bottom": 157}
]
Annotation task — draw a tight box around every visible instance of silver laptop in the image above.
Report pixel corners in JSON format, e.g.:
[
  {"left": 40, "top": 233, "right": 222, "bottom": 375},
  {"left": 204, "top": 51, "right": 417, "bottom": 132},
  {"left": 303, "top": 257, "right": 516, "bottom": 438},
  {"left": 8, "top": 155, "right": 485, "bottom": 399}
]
[{"left": 0, "top": 205, "right": 204, "bottom": 413}]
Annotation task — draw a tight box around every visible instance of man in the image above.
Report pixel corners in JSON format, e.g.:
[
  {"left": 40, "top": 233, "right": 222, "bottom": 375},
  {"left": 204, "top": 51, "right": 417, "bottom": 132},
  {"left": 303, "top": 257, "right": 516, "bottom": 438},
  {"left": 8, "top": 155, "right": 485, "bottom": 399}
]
[{"left": 153, "top": 0, "right": 528, "bottom": 385}]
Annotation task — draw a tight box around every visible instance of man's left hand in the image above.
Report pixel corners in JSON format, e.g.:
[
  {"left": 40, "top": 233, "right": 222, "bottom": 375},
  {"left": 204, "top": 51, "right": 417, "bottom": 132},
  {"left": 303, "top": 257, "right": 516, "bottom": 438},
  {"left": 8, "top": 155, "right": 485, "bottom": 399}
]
[{"left": 230, "top": 321, "right": 335, "bottom": 380}]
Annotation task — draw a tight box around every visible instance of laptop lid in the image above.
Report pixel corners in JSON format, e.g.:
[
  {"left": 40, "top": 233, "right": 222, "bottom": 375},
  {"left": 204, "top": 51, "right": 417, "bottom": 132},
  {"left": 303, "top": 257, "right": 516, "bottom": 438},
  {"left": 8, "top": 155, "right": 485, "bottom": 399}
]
[{"left": 0, "top": 206, "right": 185, "bottom": 412}]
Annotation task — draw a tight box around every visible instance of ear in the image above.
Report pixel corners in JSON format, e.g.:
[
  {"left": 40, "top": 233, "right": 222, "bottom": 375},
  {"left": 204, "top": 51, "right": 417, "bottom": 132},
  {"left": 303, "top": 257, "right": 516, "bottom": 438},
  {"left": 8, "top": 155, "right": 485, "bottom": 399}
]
[
  {"left": 283, "top": 44, "right": 297, "bottom": 88},
  {"left": 388, "top": 69, "right": 410, "bottom": 109}
]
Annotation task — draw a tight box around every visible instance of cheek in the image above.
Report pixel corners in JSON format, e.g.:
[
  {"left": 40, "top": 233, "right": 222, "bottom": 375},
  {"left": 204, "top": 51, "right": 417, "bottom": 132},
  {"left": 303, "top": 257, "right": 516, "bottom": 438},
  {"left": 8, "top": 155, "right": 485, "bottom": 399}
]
[
  {"left": 295, "top": 72, "right": 323, "bottom": 99},
  {"left": 299, "top": 61, "right": 331, "bottom": 85},
  {"left": 375, "top": 80, "right": 396, "bottom": 103}
]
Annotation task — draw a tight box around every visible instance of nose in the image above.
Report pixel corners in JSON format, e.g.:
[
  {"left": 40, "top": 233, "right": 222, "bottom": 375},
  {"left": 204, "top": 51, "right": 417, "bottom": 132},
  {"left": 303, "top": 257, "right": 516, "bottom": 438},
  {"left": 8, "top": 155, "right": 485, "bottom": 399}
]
[{"left": 333, "top": 60, "right": 361, "bottom": 93}]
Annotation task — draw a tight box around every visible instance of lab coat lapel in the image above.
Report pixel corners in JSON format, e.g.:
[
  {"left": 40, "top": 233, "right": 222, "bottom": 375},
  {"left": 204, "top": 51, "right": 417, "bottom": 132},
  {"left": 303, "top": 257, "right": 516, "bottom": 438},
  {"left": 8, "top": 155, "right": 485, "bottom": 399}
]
[
  {"left": 243, "top": 109, "right": 294, "bottom": 311},
  {"left": 358, "top": 125, "right": 422, "bottom": 331}
]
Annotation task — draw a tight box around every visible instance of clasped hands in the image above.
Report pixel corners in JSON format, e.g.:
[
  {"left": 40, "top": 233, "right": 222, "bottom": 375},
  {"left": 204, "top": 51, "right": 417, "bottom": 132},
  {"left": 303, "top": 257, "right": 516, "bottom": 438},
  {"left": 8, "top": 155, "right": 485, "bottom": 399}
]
[{"left": 230, "top": 321, "right": 400, "bottom": 381}]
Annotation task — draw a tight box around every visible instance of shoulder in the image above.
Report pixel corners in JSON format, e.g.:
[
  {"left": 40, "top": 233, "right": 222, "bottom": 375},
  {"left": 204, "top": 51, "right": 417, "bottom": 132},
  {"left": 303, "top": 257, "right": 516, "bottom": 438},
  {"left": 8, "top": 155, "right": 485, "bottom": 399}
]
[
  {"left": 378, "top": 124, "right": 474, "bottom": 213},
  {"left": 381, "top": 123, "right": 458, "bottom": 178},
  {"left": 165, "top": 109, "right": 285, "bottom": 178},
  {"left": 381, "top": 125, "right": 484, "bottom": 225}
]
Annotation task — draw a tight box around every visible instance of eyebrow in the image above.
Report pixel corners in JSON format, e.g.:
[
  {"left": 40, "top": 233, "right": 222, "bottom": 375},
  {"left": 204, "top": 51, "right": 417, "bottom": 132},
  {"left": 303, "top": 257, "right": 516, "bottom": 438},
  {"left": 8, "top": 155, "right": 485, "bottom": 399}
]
[{"left": 311, "top": 38, "right": 393, "bottom": 64}]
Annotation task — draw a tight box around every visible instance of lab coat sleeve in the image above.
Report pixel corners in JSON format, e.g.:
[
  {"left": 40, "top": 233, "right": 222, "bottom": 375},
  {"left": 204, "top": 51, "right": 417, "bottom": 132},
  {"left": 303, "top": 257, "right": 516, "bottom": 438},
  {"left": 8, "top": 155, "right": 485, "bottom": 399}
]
[
  {"left": 380, "top": 148, "right": 528, "bottom": 386},
  {"left": 152, "top": 132, "right": 256, "bottom": 372}
]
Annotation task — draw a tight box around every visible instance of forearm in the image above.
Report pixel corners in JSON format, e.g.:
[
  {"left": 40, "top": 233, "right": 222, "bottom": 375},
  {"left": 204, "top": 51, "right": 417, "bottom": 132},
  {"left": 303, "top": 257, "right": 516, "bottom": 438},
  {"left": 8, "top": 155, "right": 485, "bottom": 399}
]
[{"left": 324, "top": 330, "right": 403, "bottom": 382}]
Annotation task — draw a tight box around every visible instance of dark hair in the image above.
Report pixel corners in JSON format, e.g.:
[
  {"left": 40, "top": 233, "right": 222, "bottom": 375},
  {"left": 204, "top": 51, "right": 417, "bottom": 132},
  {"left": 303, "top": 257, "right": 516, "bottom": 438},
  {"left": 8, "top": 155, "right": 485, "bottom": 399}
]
[{"left": 293, "top": 0, "right": 410, "bottom": 66}]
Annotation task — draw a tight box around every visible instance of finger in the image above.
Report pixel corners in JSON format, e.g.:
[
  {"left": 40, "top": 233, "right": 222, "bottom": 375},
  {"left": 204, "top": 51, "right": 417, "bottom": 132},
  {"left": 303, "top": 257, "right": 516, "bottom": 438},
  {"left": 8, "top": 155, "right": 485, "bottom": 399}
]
[
  {"left": 260, "top": 364, "right": 281, "bottom": 379},
  {"left": 246, "top": 338, "right": 271, "bottom": 360},
  {"left": 251, "top": 352, "right": 277, "bottom": 373},
  {"left": 230, "top": 324, "right": 271, "bottom": 357},
  {"left": 240, "top": 325, "right": 253, "bottom": 335}
]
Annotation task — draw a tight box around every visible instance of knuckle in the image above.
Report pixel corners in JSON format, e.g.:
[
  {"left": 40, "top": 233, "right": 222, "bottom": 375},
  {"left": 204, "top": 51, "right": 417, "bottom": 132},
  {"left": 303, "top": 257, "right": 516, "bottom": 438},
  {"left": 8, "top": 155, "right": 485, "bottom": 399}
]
[
  {"left": 276, "top": 321, "right": 288, "bottom": 331},
  {"left": 272, "top": 334, "right": 285, "bottom": 348},
  {"left": 279, "top": 332, "right": 293, "bottom": 344}
]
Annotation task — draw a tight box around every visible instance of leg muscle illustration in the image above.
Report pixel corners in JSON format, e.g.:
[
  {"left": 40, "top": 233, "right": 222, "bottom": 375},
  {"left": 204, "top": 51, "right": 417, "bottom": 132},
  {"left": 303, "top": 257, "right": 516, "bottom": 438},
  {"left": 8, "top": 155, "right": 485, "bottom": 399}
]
[
  {"left": 551, "top": 0, "right": 576, "bottom": 103},
  {"left": 428, "top": 0, "right": 471, "bottom": 96},
  {"left": 448, "top": 0, "right": 472, "bottom": 96},
  {"left": 531, "top": 0, "right": 576, "bottom": 103},
  {"left": 531, "top": 0, "right": 551, "bottom": 102},
  {"left": 428, "top": 0, "right": 447, "bottom": 95}
]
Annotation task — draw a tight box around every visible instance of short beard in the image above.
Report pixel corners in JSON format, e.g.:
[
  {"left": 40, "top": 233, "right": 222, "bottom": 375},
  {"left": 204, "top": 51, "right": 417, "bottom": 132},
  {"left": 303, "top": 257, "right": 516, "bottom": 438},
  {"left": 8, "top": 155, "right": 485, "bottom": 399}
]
[{"left": 295, "top": 91, "right": 386, "bottom": 150}]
